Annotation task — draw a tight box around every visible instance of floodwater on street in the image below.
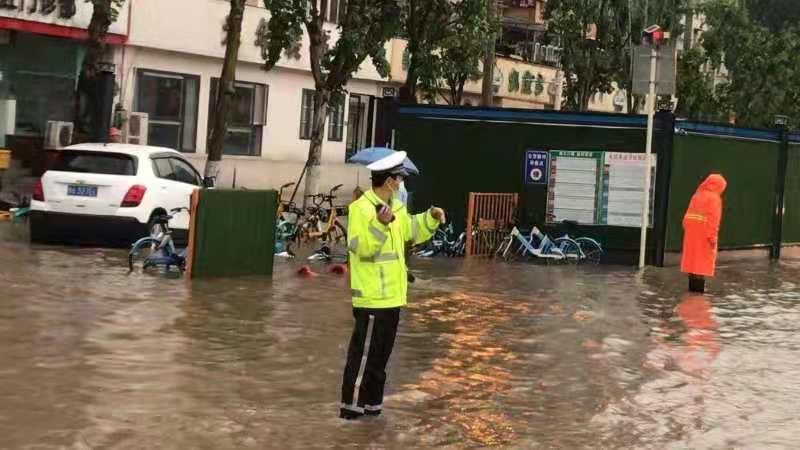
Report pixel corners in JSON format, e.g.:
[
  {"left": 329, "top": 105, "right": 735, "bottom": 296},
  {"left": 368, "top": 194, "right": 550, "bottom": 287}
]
[{"left": 1, "top": 221, "right": 800, "bottom": 449}]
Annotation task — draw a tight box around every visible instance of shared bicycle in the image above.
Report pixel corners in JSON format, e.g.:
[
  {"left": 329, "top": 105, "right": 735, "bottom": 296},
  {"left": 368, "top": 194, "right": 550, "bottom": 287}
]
[
  {"left": 128, "top": 207, "right": 189, "bottom": 273},
  {"left": 494, "top": 218, "right": 603, "bottom": 264},
  {"left": 273, "top": 183, "right": 349, "bottom": 262}
]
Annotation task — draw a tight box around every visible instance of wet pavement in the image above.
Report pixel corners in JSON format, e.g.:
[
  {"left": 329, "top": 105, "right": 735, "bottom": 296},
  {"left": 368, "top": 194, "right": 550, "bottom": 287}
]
[{"left": 1, "top": 221, "right": 800, "bottom": 449}]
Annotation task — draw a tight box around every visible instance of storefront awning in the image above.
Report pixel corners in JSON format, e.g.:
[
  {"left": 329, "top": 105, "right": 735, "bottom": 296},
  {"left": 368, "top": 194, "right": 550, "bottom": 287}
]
[{"left": 0, "top": 17, "right": 127, "bottom": 45}]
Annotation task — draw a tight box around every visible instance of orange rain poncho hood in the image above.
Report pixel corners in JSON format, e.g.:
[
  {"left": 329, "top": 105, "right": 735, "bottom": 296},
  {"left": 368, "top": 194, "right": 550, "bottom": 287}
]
[
  {"left": 698, "top": 174, "right": 727, "bottom": 196},
  {"left": 681, "top": 174, "right": 727, "bottom": 277}
]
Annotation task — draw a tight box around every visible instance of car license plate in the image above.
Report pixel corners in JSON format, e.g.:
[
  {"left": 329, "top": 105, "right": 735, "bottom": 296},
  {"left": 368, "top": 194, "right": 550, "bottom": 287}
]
[{"left": 67, "top": 185, "right": 98, "bottom": 197}]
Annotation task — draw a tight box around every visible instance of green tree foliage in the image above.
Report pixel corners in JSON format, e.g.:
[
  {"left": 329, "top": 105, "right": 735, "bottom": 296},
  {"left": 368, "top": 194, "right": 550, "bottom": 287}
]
[
  {"left": 697, "top": 0, "right": 800, "bottom": 128},
  {"left": 417, "top": 0, "right": 491, "bottom": 105},
  {"left": 545, "top": 0, "right": 627, "bottom": 110},
  {"left": 674, "top": 47, "right": 725, "bottom": 122},
  {"left": 398, "top": 0, "right": 450, "bottom": 103},
  {"left": 262, "top": 0, "right": 400, "bottom": 197},
  {"left": 546, "top": 0, "right": 686, "bottom": 112}
]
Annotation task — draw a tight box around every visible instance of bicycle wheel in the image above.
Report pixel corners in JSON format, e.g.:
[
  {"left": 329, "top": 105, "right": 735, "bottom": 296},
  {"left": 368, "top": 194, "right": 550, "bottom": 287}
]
[
  {"left": 575, "top": 237, "right": 603, "bottom": 264},
  {"left": 128, "top": 237, "right": 159, "bottom": 271},
  {"left": 494, "top": 236, "right": 512, "bottom": 259},
  {"left": 554, "top": 237, "right": 581, "bottom": 265},
  {"left": 502, "top": 239, "right": 521, "bottom": 262}
]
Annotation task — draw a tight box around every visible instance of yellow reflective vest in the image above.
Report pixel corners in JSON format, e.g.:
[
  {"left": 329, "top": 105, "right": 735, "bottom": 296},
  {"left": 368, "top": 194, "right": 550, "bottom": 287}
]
[{"left": 347, "top": 189, "right": 439, "bottom": 308}]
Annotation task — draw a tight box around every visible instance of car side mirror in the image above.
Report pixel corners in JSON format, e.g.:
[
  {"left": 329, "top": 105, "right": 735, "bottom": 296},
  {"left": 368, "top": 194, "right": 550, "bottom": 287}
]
[{"left": 203, "top": 176, "right": 215, "bottom": 188}]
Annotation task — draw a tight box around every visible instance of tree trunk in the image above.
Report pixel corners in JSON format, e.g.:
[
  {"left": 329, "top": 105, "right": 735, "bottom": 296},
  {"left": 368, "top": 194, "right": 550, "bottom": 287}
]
[
  {"left": 399, "top": 0, "right": 419, "bottom": 104},
  {"left": 204, "top": 0, "right": 246, "bottom": 179},
  {"left": 480, "top": 0, "right": 496, "bottom": 107},
  {"left": 74, "top": 0, "right": 114, "bottom": 143},
  {"left": 303, "top": 90, "right": 330, "bottom": 205},
  {"left": 400, "top": 52, "right": 419, "bottom": 104},
  {"left": 85, "top": 0, "right": 112, "bottom": 71}
]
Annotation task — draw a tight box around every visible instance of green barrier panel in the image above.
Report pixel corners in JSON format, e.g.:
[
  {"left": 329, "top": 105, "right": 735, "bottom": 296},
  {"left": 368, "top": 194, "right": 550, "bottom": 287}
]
[
  {"left": 666, "top": 134, "right": 778, "bottom": 251},
  {"left": 397, "top": 115, "right": 652, "bottom": 253},
  {"left": 782, "top": 143, "right": 800, "bottom": 244},
  {"left": 191, "top": 189, "right": 277, "bottom": 278}
]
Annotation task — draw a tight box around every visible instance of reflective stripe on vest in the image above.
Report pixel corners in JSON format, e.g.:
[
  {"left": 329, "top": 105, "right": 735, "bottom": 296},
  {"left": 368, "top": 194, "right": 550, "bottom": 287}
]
[
  {"left": 348, "top": 236, "right": 360, "bottom": 253},
  {"left": 360, "top": 253, "right": 400, "bottom": 263},
  {"left": 685, "top": 213, "right": 708, "bottom": 223},
  {"left": 369, "top": 225, "right": 387, "bottom": 242}
]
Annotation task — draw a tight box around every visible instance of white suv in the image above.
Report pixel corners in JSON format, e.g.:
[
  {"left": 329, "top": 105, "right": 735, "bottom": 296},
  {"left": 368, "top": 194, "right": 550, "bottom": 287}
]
[{"left": 30, "top": 143, "right": 207, "bottom": 246}]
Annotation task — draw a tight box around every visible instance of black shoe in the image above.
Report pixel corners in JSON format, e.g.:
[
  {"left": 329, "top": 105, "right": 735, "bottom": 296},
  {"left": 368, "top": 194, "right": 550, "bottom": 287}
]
[{"left": 339, "top": 409, "right": 363, "bottom": 420}]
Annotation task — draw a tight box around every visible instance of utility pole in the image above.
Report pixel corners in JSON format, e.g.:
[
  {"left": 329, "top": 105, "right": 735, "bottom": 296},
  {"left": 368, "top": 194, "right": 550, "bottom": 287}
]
[
  {"left": 638, "top": 24, "right": 667, "bottom": 268},
  {"left": 639, "top": 44, "right": 657, "bottom": 268}
]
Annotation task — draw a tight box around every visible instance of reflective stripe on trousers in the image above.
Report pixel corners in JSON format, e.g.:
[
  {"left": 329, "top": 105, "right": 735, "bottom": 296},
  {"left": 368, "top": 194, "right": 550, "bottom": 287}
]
[{"left": 350, "top": 315, "right": 375, "bottom": 411}]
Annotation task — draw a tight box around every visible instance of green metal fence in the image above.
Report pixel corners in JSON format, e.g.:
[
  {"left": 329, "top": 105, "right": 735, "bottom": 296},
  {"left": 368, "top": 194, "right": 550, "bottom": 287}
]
[
  {"left": 396, "top": 110, "right": 657, "bottom": 259},
  {"left": 665, "top": 134, "right": 779, "bottom": 251},
  {"left": 782, "top": 143, "right": 800, "bottom": 244},
  {"left": 388, "top": 103, "right": 793, "bottom": 264}
]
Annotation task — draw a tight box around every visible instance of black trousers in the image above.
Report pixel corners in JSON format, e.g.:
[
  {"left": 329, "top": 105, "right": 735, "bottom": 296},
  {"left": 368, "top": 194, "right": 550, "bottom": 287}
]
[
  {"left": 340, "top": 307, "right": 400, "bottom": 419},
  {"left": 688, "top": 274, "right": 706, "bottom": 293}
]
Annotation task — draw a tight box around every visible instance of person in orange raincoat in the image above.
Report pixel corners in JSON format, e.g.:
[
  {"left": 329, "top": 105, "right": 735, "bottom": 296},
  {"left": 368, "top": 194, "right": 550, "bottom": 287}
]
[{"left": 681, "top": 174, "right": 727, "bottom": 293}]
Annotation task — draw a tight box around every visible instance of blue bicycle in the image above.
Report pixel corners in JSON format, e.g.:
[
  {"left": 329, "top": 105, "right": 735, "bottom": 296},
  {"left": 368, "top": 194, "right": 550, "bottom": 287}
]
[{"left": 128, "top": 207, "right": 188, "bottom": 273}]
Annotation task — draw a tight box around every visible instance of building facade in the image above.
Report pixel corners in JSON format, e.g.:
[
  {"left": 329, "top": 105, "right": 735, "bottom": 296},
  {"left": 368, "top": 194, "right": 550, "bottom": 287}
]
[
  {"left": 1, "top": 0, "right": 628, "bottom": 199},
  {"left": 0, "top": 0, "right": 128, "bottom": 146},
  {"left": 114, "top": 0, "right": 401, "bottom": 193}
]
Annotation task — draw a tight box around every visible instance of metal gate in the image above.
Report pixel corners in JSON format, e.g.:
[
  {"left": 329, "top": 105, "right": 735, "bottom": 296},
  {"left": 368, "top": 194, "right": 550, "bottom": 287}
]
[{"left": 465, "top": 192, "right": 518, "bottom": 257}]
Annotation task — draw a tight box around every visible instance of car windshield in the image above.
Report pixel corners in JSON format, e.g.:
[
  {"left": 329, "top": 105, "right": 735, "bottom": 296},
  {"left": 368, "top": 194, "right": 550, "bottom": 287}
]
[{"left": 49, "top": 150, "right": 137, "bottom": 176}]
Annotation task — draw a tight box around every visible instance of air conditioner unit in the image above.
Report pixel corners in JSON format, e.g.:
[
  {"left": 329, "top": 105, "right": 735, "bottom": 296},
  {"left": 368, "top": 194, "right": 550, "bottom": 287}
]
[
  {"left": 45, "top": 121, "right": 73, "bottom": 149},
  {"left": 125, "top": 112, "right": 149, "bottom": 145}
]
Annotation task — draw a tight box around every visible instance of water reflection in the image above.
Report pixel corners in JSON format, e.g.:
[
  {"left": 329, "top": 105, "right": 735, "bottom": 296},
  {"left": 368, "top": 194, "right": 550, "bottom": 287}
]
[{"left": 2, "top": 223, "right": 800, "bottom": 449}]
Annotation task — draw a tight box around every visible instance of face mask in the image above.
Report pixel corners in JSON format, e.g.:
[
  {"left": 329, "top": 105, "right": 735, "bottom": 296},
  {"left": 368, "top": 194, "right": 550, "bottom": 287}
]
[{"left": 395, "top": 180, "right": 408, "bottom": 205}]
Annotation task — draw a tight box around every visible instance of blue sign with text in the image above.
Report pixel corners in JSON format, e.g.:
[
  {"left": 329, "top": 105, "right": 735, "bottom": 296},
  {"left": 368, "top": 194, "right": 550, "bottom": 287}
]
[{"left": 524, "top": 150, "right": 550, "bottom": 185}]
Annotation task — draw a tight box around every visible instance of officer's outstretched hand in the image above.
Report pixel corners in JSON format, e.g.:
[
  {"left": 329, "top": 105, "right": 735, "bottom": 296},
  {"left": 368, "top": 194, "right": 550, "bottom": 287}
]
[{"left": 430, "top": 207, "right": 446, "bottom": 225}]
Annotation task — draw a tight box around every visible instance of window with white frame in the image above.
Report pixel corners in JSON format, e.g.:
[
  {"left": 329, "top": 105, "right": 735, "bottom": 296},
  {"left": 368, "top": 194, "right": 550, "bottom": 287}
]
[
  {"left": 328, "top": 97, "right": 345, "bottom": 142},
  {"left": 209, "top": 79, "right": 268, "bottom": 156},
  {"left": 299, "top": 89, "right": 316, "bottom": 140},
  {"left": 136, "top": 69, "right": 200, "bottom": 152}
]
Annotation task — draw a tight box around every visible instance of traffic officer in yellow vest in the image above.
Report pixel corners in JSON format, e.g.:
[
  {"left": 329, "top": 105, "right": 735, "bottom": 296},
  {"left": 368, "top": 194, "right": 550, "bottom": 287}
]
[{"left": 340, "top": 151, "right": 445, "bottom": 420}]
